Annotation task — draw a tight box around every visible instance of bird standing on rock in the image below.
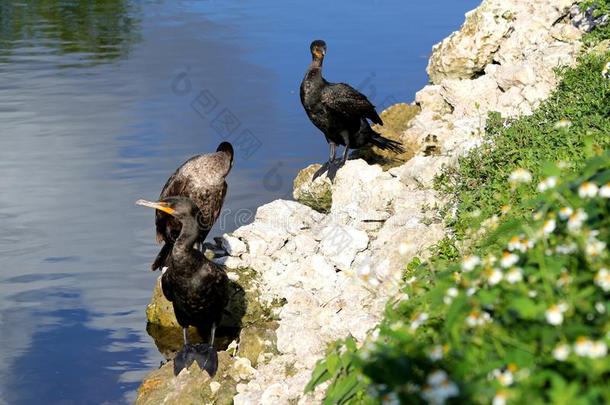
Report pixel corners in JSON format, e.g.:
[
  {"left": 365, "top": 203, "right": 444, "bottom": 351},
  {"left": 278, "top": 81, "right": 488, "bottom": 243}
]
[
  {"left": 137, "top": 196, "right": 229, "bottom": 376},
  {"left": 151, "top": 142, "right": 233, "bottom": 271},
  {"left": 300, "top": 39, "right": 404, "bottom": 181}
]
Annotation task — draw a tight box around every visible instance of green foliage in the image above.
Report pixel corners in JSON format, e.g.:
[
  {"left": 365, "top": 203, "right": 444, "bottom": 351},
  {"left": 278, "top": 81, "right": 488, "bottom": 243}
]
[{"left": 308, "top": 30, "right": 610, "bottom": 405}]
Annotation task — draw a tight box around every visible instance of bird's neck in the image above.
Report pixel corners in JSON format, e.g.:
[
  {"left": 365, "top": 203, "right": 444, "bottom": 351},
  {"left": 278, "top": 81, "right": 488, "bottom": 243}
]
[
  {"left": 306, "top": 60, "right": 324, "bottom": 84},
  {"left": 174, "top": 216, "right": 199, "bottom": 254},
  {"left": 309, "top": 57, "right": 323, "bottom": 71}
]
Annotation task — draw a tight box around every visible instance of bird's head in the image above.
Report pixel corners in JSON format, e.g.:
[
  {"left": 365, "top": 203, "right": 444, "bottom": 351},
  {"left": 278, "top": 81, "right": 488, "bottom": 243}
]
[
  {"left": 310, "top": 40, "right": 327, "bottom": 61},
  {"left": 217, "top": 141, "right": 234, "bottom": 167},
  {"left": 136, "top": 196, "right": 198, "bottom": 221}
]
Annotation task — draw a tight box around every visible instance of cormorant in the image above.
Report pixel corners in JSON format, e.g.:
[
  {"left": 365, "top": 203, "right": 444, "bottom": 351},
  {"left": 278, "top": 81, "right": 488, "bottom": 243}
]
[
  {"left": 300, "top": 40, "right": 404, "bottom": 180},
  {"left": 137, "top": 196, "right": 229, "bottom": 376},
  {"left": 152, "top": 142, "right": 233, "bottom": 271}
]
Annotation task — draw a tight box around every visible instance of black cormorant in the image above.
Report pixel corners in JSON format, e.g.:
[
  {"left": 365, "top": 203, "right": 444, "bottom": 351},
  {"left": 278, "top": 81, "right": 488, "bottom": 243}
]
[
  {"left": 152, "top": 142, "right": 233, "bottom": 271},
  {"left": 137, "top": 196, "right": 229, "bottom": 376},
  {"left": 300, "top": 40, "right": 404, "bottom": 180}
]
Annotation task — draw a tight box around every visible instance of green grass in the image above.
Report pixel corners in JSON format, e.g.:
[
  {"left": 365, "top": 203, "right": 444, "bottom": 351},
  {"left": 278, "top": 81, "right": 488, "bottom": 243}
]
[{"left": 306, "top": 7, "right": 610, "bottom": 404}]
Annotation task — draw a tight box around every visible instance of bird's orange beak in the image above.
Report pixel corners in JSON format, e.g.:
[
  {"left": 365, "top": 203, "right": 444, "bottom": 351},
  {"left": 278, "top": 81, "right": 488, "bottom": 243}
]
[{"left": 135, "top": 199, "right": 175, "bottom": 215}]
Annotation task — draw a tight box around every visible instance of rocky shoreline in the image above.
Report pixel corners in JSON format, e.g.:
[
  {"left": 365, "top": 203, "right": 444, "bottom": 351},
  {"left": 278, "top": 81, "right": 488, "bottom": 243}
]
[{"left": 135, "top": 1, "right": 597, "bottom": 403}]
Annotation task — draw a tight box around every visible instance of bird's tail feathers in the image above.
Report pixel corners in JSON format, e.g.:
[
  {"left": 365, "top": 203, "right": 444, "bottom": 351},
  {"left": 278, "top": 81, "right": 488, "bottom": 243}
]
[
  {"left": 173, "top": 343, "right": 219, "bottom": 377},
  {"left": 370, "top": 132, "right": 405, "bottom": 154}
]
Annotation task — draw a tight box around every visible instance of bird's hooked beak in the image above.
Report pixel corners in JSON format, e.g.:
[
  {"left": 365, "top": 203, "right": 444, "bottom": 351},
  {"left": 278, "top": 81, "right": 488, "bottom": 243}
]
[
  {"left": 135, "top": 199, "right": 176, "bottom": 215},
  {"left": 314, "top": 48, "right": 325, "bottom": 59}
]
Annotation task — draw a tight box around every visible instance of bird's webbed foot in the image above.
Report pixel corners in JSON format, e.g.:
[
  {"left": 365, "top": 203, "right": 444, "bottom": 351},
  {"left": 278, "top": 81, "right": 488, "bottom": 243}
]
[
  {"left": 312, "top": 161, "right": 330, "bottom": 181},
  {"left": 173, "top": 343, "right": 219, "bottom": 377}
]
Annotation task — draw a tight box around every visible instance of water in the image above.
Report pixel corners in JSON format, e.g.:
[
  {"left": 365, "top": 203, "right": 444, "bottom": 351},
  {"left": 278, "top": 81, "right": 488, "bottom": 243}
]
[{"left": 0, "top": 1, "right": 479, "bottom": 403}]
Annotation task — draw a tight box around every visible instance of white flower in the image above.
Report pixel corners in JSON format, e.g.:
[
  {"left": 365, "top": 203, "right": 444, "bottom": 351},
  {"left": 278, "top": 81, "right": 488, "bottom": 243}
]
[
  {"left": 585, "top": 237, "right": 606, "bottom": 258},
  {"left": 506, "top": 267, "right": 523, "bottom": 284},
  {"left": 500, "top": 252, "right": 519, "bottom": 268},
  {"left": 466, "top": 287, "right": 477, "bottom": 296},
  {"left": 507, "top": 235, "right": 533, "bottom": 253},
  {"left": 599, "top": 183, "right": 610, "bottom": 198},
  {"left": 553, "top": 344, "right": 570, "bottom": 361},
  {"left": 466, "top": 311, "right": 491, "bottom": 327},
  {"left": 410, "top": 312, "right": 429, "bottom": 331},
  {"left": 428, "top": 345, "right": 444, "bottom": 361},
  {"left": 589, "top": 341, "right": 608, "bottom": 359},
  {"left": 553, "top": 119, "right": 572, "bottom": 129},
  {"left": 421, "top": 370, "right": 459, "bottom": 404},
  {"left": 380, "top": 391, "right": 400, "bottom": 405},
  {"left": 542, "top": 219, "right": 556, "bottom": 235},
  {"left": 485, "top": 268, "right": 503, "bottom": 286},
  {"left": 537, "top": 176, "right": 557, "bottom": 192},
  {"left": 427, "top": 370, "right": 448, "bottom": 385},
  {"left": 461, "top": 255, "right": 481, "bottom": 272},
  {"left": 574, "top": 337, "right": 592, "bottom": 357},
  {"left": 595, "top": 302, "right": 606, "bottom": 314},
  {"left": 558, "top": 206, "right": 573, "bottom": 220},
  {"left": 509, "top": 168, "right": 532, "bottom": 184},
  {"left": 578, "top": 182, "right": 599, "bottom": 198},
  {"left": 492, "top": 392, "right": 507, "bottom": 405},
  {"left": 556, "top": 270, "right": 572, "bottom": 287},
  {"left": 545, "top": 304, "right": 566, "bottom": 326},
  {"left": 556, "top": 243, "right": 577, "bottom": 255},
  {"left": 594, "top": 268, "right": 610, "bottom": 292},
  {"left": 444, "top": 287, "right": 459, "bottom": 304},
  {"left": 491, "top": 368, "right": 514, "bottom": 386},
  {"left": 567, "top": 209, "right": 587, "bottom": 232}
]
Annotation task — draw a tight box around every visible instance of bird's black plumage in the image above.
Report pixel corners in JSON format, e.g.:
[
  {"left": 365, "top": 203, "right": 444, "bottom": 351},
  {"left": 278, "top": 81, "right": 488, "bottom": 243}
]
[
  {"left": 300, "top": 40, "right": 404, "bottom": 180},
  {"left": 137, "top": 196, "right": 229, "bottom": 376},
  {"left": 152, "top": 142, "right": 233, "bottom": 271}
]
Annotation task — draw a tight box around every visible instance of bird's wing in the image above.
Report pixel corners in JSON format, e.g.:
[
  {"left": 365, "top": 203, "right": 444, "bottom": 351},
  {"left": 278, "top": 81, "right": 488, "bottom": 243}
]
[
  {"left": 321, "top": 83, "right": 383, "bottom": 125},
  {"left": 161, "top": 272, "right": 175, "bottom": 302}
]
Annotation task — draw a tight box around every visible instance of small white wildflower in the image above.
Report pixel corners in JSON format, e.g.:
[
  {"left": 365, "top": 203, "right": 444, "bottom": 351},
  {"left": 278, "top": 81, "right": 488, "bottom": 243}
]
[
  {"left": 578, "top": 182, "right": 599, "bottom": 198},
  {"left": 485, "top": 268, "right": 503, "bottom": 286},
  {"left": 528, "top": 290, "right": 538, "bottom": 298},
  {"left": 553, "top": 344, "right": 570, "bottom": 361},
  {"left": 461, "top": 255, "right": 481, "bottom": 272},
  {"left": 410, "top": 312, "right": 429, "bottom": 331},
  {"left": 574, "top": 337, "right": 593, "bottom": 357},
  {"left": 506, "top": 267, "right": 523, "bottom": 284},
  {"left": 545, "top": 304, "right": 565, "bottom": 326},
  {"left": 586, "top": 237, "right": 606, "bottom": 258},
  {"left": 554, "top": 119, "right": 572, "bottom": 129},
  {"left": 598, "top": 183, "right": 610, "bottom": 198},
  {"left": 509, "top": 168, "right": 532, "bottom": 184},
  {"left": 556, "top": 243, "right": 577, "bottom": 255},
  {"left": 594, "top": 268, "right": 610, "bottom": 292},
  {"left": 567, "top": 209, "right": 587, "bottom": 232},
  {"left": 466, "top": 310, "right": 492, "bottom": 327},
  {"left": 466, "top": 287, "right": 477, "bottom": 296},
  {"left": 405, "top": 276, "right": 417, "bottom": 286},
  {"left": 422, "top": 370, "right": 459, "bottom": 404},
  {"left": 589, "top": 341, "right": 608, "bottom": 359},
  {"left": 542, "top": 218, "right": 556, "bottom": 235},
  {"left": 491, "top": 369, "right": 514, "bottom": 387},
  {"left": 444, "top": 287, "right": 459, "bottom": 304},
  {"left": 500, "top": 252, "right": 519, "bottom": 268},
  {"left": 537, "top": 176, "right": 557, "bottom": 192},
  {"left": 492, "top": 391, "right": 507, "bottom": 405},
  {"left": 556, "top": 270, "right": 572, "bottom": 287},
  {"left": 380, "top": 391, "right": 400, "bottom": 405},
  {"left": 428, "top": 345, "right": 444, "bottom": 361},
  {"left": 558, "top": 206, "right": 573, "bottom": 220},
  {"left": 595, "top": 302, "right": 606, "bottom": 314},
  {"left": 427, "top": 370, "right": 448, "bottom": 386}
]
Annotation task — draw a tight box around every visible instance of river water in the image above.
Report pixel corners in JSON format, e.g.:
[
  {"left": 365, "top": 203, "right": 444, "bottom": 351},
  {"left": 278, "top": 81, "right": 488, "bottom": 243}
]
[{"left": 0, "top": 1, "right": 478, "bottom": 403}]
